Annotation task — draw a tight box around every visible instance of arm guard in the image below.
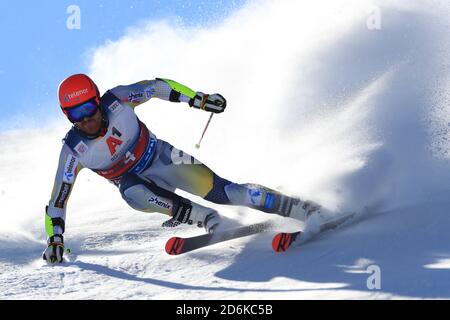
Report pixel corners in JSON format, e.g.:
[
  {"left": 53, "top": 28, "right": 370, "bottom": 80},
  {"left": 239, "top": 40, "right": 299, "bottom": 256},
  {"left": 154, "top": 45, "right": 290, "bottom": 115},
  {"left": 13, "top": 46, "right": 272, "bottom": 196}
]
[
  {"left": 45, "top": 144, "right": 83, "bottom": 237},
  {"left": 109, "top": 78, "right": 197, "bottom": 108}
]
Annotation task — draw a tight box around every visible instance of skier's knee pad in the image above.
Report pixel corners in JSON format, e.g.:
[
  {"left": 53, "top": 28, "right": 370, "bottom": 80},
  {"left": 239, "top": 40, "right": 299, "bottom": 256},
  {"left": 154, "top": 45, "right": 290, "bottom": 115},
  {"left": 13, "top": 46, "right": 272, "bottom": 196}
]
[
  {"left": 224, "top": 183, "right": 284, "bottom": 213},
  {"left": 224, "top": 183, "right": 251, "bottom": 205}
]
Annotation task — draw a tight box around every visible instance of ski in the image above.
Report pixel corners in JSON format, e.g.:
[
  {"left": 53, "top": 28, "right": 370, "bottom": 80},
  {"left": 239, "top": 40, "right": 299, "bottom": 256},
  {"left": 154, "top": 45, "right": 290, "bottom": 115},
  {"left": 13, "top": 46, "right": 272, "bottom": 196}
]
[
  {"left": 272, "top": 212, "right": 356, "bottom": 253},
  {"left": 165, "top": 221, "right": 273, "bottom": 255},
  {"left": 272, "top": 231, "right": 302, "bottom": 252}
]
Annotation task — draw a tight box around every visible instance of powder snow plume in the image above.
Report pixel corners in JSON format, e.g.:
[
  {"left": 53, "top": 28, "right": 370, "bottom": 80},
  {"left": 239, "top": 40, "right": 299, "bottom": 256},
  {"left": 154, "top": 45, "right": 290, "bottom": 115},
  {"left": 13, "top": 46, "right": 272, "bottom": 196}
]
[{"left": 88, "top": 0, "right": 450, "bottom": 212}]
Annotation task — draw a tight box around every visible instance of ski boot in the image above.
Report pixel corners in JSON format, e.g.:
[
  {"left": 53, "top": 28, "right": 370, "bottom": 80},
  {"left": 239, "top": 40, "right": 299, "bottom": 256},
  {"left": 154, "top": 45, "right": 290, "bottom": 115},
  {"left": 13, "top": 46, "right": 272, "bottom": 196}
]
[
  {"left": 286, "top": 197, "right": 342, "bottom": 231},
  {"left": 230, "top": 184, "right": 326, "bottom": 223},
  {"left": 163, "top": 200, "right": 221, "bottom": 234},
  {"left": 287, "top": 199, "right": 322, "bottom": 222}
]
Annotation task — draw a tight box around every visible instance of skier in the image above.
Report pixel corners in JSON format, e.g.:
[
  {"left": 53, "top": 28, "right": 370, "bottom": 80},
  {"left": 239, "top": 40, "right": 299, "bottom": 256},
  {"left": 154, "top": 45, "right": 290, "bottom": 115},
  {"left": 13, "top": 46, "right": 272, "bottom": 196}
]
[{"left": 43, "top": 74, "right": 321, "bottom": 263}]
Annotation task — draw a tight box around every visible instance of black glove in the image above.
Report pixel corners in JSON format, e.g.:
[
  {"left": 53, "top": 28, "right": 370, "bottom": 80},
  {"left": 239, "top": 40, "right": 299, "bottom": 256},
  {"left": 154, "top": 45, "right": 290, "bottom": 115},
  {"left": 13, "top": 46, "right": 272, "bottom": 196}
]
[
  {"left": 42, "top": 234, "right": 65, "bottom": 263},
  {"left": 189, "top": 92, "right": 227, "bottom": 113}
]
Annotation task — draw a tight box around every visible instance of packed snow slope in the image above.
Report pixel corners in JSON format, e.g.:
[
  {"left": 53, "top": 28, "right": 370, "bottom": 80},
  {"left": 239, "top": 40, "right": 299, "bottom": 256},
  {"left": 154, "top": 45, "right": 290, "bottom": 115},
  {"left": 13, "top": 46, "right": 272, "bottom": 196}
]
[{"left": 1, "top": 0, "right": 450, "bottom": 299}]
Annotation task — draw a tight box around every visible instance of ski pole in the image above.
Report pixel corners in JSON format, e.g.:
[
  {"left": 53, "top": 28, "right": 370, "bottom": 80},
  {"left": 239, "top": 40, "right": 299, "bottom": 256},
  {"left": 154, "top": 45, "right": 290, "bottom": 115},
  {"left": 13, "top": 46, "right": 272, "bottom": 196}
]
[{"left": 195, "top": 113, "right": 214, "bottom": 149}]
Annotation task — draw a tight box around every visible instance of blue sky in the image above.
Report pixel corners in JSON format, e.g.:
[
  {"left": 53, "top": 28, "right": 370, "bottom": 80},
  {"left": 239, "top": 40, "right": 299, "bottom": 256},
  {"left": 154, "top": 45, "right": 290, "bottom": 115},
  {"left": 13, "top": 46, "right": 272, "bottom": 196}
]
[{"left": 0, "top": 0, "right": 246, "bottom": 131}]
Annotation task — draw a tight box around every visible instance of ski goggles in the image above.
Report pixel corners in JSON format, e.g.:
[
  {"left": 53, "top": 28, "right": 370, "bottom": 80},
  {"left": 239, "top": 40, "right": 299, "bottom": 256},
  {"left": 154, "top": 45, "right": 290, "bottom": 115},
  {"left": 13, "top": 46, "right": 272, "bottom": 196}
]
[{"left": 66, "top": 100, "right": 99, "bottom": 123}]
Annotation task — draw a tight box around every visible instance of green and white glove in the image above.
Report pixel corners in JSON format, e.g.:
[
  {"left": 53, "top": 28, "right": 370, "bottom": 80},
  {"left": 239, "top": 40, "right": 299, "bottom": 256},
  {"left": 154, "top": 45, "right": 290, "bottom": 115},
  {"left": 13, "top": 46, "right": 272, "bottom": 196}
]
[
  {"left": 42, "top": 234, "right": 65, "bottom": 263},
  {"left": 189, "top": 92, "right": 227, "bottom": 113}
]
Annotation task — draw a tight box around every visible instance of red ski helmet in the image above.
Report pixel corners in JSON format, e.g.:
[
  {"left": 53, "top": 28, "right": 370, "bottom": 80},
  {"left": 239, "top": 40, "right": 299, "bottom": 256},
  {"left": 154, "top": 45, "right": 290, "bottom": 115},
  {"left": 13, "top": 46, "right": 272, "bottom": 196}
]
[{"left": 58, "top": 74, "right": 100, "bottom": 116}]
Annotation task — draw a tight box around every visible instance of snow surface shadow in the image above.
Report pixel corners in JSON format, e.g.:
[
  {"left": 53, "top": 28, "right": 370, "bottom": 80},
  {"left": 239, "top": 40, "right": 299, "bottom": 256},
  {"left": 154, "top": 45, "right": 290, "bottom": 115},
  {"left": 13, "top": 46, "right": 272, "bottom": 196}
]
[
  {"left": 0, "top": 234, "right": 44, "bottom": 265},
  {"left": 0, "top": 233, "right": 140, "bottom": 266},
  {"left": 214, "top": 204, "right": 450, "bottom": 299},
  {"left": 0, "top": 248, "right": 39, "bottom": 266},
  {"left": 65, "top": 260, "right": 335, "bottom": 294}
]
